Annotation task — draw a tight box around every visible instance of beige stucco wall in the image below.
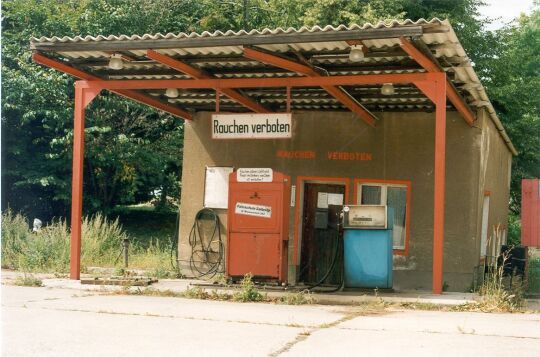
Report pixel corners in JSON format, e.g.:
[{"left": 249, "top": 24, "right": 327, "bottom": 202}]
[
  {"left": 473, "top": 109, "right": 513, "bottom": 262},
  {"left": 177, "top": 110, "right": 511, "bottom": 291}
]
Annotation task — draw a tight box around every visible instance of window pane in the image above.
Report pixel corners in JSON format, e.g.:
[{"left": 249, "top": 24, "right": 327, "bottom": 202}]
[
  {"left": 361, "top": 185, "right": 381, "bottom": 205},
  {"left": 387, "top": 186, "right": 407, "bottom": 249}
]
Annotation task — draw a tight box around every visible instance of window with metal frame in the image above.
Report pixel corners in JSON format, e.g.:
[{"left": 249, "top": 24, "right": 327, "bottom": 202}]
[{"left": 357, "top": 182, "right": 409, "bottom": 251}]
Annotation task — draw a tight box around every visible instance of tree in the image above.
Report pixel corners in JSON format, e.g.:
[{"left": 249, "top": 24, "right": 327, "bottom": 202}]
[
  {"left": 486, "top": 8, "right": 540, "bottom": 213},
  {"left": 1, "top": 0, "right": 192, "bottom": 218}
]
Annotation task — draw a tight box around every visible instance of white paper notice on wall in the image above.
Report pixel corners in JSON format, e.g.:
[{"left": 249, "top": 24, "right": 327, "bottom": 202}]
[
  {"left": 328, "top": 193, "right": 344, "bottom": 206},
  {"left": 204, "top": 166, "right": 234, "bottom": 209},
  {"left": 237, "top": 168, "right": 273, "bottom": 182},
  {"left": 317, "top": 192, "right": 329, "bottom": 209},
  {"left": 235, "top": 202, "right": 272, "bottom": 218},
  {"left": 290, "top": 185, "right": 296, "bottom": 207}
]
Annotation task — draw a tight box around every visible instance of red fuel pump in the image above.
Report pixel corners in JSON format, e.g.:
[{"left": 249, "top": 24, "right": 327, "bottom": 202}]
[{"left": 227, "top": 169, "right": 290, "bottom": 284}]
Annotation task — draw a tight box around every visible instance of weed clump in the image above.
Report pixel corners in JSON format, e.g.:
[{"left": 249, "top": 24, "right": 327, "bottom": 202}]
[
  {"left": 233, "top": 274, "right": 264, "bottom": 302},
  {"left": 13, "top": 275, "right": 43, "bottom": 287},
  {"left": 183, "top": 286, "right": 210, "bottom": 299},
  {"left": 475, "top": 270, "right": 524, "bottom": 312},
  {"left": 465, "top": 252, "right": 525, "bottom": 313},
  {"left": 277, "top": 290, "right": 316, "bottom": 305}
]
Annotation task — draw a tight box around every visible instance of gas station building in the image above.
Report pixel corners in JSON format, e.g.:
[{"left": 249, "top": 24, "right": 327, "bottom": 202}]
[{"left": 31, "top": 19, "right": 516, "bottom": 293}]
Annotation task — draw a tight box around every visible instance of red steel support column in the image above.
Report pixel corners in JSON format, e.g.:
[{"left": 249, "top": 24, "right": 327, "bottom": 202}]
[
  {"left": 432, "top": 74, "right": 447, "bottom": 294},
  {"left": 70, "top": 85, "right": 100, "bottom": 280}
]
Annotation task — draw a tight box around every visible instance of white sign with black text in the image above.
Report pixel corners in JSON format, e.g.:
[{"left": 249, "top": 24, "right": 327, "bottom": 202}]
[
  {"left": 237, "top": 168, "right": 273, "bottom": 182},
  {"left": 235, "top": 202, "right": 272, "bottom": 218},
  {"left": 212, "top": 113, "right": 292, "bottom": 139}
]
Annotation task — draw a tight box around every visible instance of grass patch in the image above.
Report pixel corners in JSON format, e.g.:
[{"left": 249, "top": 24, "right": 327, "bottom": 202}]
[
  {"left": 1, "top": 209, "right": 175, "bottom": 275},
  {"left": 109, "top": 204, "right": 177, "bottom": 249},
  {"left": 13, "top": 275, "right": 43, "bottom": 287}
]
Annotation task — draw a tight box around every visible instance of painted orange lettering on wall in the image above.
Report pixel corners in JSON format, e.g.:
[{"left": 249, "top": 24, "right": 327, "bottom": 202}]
[
  {"left": 276, "top": 150, "right": 316, "bottom": 159},
  {"left": 327, "top": 152, "right": 372, "bottom": 161}
]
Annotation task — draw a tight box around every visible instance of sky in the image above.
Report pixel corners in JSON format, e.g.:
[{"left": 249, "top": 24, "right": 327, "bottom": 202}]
[{"left": 479, "top": 0, "right": 536, "bottom": 30}]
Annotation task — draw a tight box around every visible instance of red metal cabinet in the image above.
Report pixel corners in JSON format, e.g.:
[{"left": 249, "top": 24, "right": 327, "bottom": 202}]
[
  {"left": 227, "top": 170, "right": 290, "bottom": 283},
  {"left": 228, "top": 233, "right": 281, "bottom": 277},
  {"left": 228, "top": 187, "right": 281, "bottom": 233}
]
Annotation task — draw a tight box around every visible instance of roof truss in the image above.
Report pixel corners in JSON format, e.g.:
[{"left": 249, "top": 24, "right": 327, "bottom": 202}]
[
  {"left": 243, "top": 47, "right": 377, "bottom": 127},
  {"left": 400, "top": 36, "right": 475, "bottom": 125},
  {"left": 146, "top": 49, "right": 268, "bottom": 113},
  {"left": 32, "top": 53, "right": 192, "bottom": 120}
]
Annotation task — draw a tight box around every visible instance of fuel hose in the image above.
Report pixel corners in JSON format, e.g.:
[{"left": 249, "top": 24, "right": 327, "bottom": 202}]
[{"left": 187, "top": 208, "right": 224, "bottom": 279}]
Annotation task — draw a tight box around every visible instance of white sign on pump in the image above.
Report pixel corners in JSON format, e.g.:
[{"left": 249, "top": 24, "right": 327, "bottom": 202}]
[
  {"left": 212, "top": 113, "right": 292, "bottom": 139},
  {"left": 235, "top": 202, "right": 272, "bottom": 218},
  {"left": 237, "top": 168, "right": 273, "bottom": 182}
]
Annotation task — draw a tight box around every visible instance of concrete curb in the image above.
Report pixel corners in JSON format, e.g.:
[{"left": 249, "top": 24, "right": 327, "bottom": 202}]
[{"left": 4, "top": 270, "right": 538, "bottom": 310}]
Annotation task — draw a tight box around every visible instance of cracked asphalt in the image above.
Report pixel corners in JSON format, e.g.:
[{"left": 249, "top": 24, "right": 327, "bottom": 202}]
[{"left": 2, "top": 284, "right": 539, "bottom": 357}]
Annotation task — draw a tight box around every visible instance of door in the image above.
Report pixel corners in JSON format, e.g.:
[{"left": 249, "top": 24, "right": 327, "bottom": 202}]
[{"left": 299, "top": 183, "right": 345, "bottom": 284}]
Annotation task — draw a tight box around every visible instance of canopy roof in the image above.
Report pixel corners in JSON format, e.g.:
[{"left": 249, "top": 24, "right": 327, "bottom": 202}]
[{"left": 30, "top": 18, "right": 516, "bottom": 154}]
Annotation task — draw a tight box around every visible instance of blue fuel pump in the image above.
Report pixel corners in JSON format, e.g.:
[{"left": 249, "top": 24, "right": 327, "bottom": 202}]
[{"left": 342, "top": 205, "right": 393, "bottom": 289}]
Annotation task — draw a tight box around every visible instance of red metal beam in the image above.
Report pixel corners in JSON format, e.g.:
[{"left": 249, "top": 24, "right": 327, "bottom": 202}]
[
  {"left": 399, "top": 37, "right": 475, "bottom": 125},
  {"left": 146, "top": 50, "right": 268, "bottom": 113},
  {"left": 75, "top": 72, "right": 431, "bottom": 90},
  {"left": 32, "top": 53, "right": 192, "bottom": 120},
  {"left": 432, "top": 74, "right": 447, "bottom": 295},
  {"left": 70, "top": 86, "right": 101, "bottom": 280},
  {"left": 243, "top": 47, "right": 377, "bottom": 127},
  {"left": 412, "top": 72, "right": 447, "bottom": 294}
]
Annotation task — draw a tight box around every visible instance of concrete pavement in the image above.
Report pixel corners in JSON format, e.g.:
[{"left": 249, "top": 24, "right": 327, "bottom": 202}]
[{"left": 2, "top": 283, "right": 540, "bottom": 357}]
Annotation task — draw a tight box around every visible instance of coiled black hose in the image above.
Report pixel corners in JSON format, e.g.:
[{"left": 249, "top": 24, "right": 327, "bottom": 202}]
[{"left": 188, "top": 208, "right": 224, "bottom": 279}]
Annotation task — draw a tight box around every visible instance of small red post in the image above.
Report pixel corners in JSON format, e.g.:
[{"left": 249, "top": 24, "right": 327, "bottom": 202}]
[
  {"left": 70, "top": 84, "right": 100, "bottom": 280},
  {"left": 432, "top": 74, "right": 447, "bottom": 294}
]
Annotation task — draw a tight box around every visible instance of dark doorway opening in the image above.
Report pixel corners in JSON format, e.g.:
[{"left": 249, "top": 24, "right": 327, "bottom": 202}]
[{"left": 299, "top": 183, "right": 345, "bottom": 285}]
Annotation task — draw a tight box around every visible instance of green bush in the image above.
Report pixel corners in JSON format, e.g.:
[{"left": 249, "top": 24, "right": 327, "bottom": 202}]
[{"left": 528, "top": 257, "right": 540, "bottom": 294}]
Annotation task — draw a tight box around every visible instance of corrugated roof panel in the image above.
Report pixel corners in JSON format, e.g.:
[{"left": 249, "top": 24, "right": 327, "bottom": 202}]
[
  {"left": 31, "top": 18, "right": 445, "bottom": 43},
  {"left": 29, "top": 18, "right": 515, "bottom": 154}
]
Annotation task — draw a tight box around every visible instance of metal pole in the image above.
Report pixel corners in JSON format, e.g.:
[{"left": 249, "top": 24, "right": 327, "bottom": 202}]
[
  {"left": 123, "top": 238, "right": 130, "bottom": 268},
  {"left": 70, "top": 87, "right": 85, "bottom": 280}
]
